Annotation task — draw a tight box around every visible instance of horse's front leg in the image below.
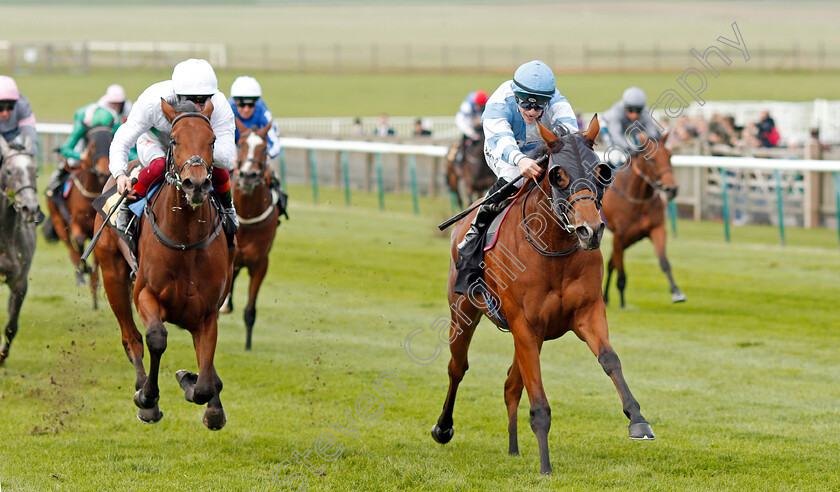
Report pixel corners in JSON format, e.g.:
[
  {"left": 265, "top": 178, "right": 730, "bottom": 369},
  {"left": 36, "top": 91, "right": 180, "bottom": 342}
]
[
  {"left": 573, "top": 302, "right": 654, "bottom": 440},
  {"left": 244, "top": 259, "right": 269, "bottom": 350},
  {"left": 431, "top": 294, "right": 481, "bottom": 445},
  {"left": 510, "top": 321, "right": 551, "bottom": 475},
  {"left": 0, "top": 278, "right": 27, "bottom": 363},
  {"left": 134, "top": 288, "right": 167, "bottom": 413},
  {"left": 177, "top": 315, "right": 224, "bottom": 430},
  {"left": 649, "top": 225, "right": 685, "bottom": 303},
  {"left": 69, "top": 222, "right": 89, "bottom": 286}
]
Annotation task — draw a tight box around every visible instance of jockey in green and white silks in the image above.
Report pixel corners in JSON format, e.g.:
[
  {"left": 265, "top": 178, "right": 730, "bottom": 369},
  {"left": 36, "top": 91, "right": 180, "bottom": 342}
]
[
  {"left": 47, "top": 85, "right": 135, "bottom": 197},
  {"left": 600, "top": 87, "right": 661, "bottom": 167}
]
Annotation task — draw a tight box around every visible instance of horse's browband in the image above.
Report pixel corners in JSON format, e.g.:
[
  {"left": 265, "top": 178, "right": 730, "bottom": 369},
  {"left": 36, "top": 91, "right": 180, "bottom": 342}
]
[{"left": 171, "top": 112, "right": 211, "bottom": 127}]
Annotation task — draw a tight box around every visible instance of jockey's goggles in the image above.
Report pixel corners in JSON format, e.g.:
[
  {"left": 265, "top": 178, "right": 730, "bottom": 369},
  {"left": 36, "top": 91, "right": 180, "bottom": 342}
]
[
  {"left": 235, "top": 98, "right": 257, "bottom": 108},
  {"left": 181, "top": 94, "right": 211, "bottom": 105},
  {"left": 515, "top": 94, "right": 549, "bottom": 112},
  {"left": 0, "top": 100, "right": 15, "bottom": 112},
  {"left": 626, "top": 106, "right": 643, "bottom": 114}
]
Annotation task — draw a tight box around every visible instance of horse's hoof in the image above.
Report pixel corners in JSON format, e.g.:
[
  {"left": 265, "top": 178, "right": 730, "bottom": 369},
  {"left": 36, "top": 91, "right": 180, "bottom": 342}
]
[
  {"left": 137, "top": 405, "right": 163, "bottom": 424},
  {"left": 219, "top": 300, "right": 232, "bottom": 314},
  {"left": 75, "top": 275, "right": 86, "bottom": 287},
  {"left": 133, "top": 389, "right": 159, "bottom": 410},
  {"left": 203, "top": 407, "right": 226, "bottom": 430},
  {"left": 672, "top": 291, "right": 687, "bottom": 303},
  {"left": 629, "top": 422, "right": 655, "bottom": 440},
  {"left": 431, "top": 424, "right": 454, "bottom": 444},
  {"left": 176, "top": 370, "right": 197, "bottom": 389}
]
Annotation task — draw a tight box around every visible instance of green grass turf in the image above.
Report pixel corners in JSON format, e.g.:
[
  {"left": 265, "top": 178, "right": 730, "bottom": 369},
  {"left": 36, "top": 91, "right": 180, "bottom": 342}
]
[
  {"left": 13, "top": 68, "right": 840, "bottom": 124},
  {"left": 0, "top": 176, "right": 839, "bottom": 490}
]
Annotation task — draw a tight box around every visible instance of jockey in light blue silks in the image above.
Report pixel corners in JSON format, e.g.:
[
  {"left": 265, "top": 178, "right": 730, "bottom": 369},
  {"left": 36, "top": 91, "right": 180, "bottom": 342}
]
[
  {"left": 449, "top": 90, "right": 488, "bottom": 168},
  {"left": 227, "top": 76, "right": 287, "bottom": 220},
  {"left": 454, "top": 60, "right": 579, "bottom": 293},
  {"left": 600, "top": 87, "right": 661, "bottom": 167}
]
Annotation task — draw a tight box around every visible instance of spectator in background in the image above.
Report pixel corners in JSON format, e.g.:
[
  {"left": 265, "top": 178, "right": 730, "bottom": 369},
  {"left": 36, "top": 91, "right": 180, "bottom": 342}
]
[
  {"left": 707, "top": 113, "right": 733, "bottom": 147},
  {"left": 375, "top": 113, "right": 395, "bottom": 137},
  {"left": 351, "top": 117, "right": 364, "bottom": 136},
  {"left": 413, "top": 118, "right": 431, "bottom": 137},
  {"left": 757, "top": 111, "right": 780, "bottom": 147}
]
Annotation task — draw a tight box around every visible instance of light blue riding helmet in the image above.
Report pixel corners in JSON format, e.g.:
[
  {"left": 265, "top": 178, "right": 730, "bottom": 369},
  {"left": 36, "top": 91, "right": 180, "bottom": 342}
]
[
  {"left": 512, "top": 60, "right": 556, "bottom": 101},
  {"left": 622, "top": 87, "right": 647, "bottom": 108}
]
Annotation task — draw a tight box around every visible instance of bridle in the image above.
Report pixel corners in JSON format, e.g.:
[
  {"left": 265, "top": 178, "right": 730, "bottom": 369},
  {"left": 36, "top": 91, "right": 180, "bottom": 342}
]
[
  {"left": 235, "top": 131, "right": 268, "bottom": 188},
  {"left": 164, "top": 112, "right": 213, "bottom": 189},
  {"left": 146, "top": 111, "right": 222, "bottom": 250},
  {"left": 611, "top": 152, "right": 674, "bottom": 204},
  {"left": 0, "top": 149, "right": 37, "bottom": 212}
]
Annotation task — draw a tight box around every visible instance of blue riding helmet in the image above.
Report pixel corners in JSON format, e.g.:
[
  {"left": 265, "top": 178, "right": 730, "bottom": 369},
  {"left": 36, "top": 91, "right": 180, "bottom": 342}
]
[{"left": 513, "top": 60, "right": 556, "bottom": 101}]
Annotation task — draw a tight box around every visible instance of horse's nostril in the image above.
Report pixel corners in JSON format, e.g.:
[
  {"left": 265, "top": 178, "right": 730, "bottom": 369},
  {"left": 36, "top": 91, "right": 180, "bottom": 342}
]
[
  {"left": 576, "top": 225, "right": 592, "bottom": 240},
  {"left": 182, "top": 178, "right": 195, "bottom": 191},
  {"left": 200, "top": 179, "right": 212, "bottom": 193}
]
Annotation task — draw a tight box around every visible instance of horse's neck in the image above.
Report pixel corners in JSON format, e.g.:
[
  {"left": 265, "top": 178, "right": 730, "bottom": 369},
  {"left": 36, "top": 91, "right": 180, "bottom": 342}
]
[
  {"left": 79, "top": 169, "right": 106, "bottom": 192},
  {"left": 615, "top": 158, "right": 655, "bottom": 201},
  {"left": 519, "top": 181, "right": 577, "bottom": 251},
  {"left": 153, "top": 185, "right": 216, "bottom": 239}
]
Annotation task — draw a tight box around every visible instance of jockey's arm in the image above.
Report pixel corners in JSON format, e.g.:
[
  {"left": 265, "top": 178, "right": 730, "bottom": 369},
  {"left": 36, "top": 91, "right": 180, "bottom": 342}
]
[
  {"left": 455, "top": 103, "right": 479, "bottom": 140},
  {"left": 209, "top": 93, "right": 236, "bottom": 171},
  {"left": 59, "top": 113, "right": 87, "bottom": 161}
]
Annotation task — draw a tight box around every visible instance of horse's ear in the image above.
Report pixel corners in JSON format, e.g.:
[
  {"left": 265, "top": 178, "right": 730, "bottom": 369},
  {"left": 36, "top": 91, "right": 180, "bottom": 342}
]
[
  {"left": 584, "top": 114, "right": 600, "bottom": 141},
  {"left": 258, "top": 120, "right": 272, "bottom": 138},
  {"left": 235, "top": 117, "right": 247, "bottom": 135},
  {"left": 659, "top": 130, "right": 670, "bottom": 145},
  {"left": 538, "top": 122, "right": 563, "bottom": 153},
  {"left": 201, "top": 99, "right": 214, "bottom": 119},
  {"left": 0, "top": 135, "right": 10, "bottom": 155},
  {"left": 161, "top": 98, "right": 177, "bottom": 123}
]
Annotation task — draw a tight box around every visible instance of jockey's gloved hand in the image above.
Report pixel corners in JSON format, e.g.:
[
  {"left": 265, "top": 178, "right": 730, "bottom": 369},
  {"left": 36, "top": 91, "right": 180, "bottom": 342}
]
[
  {"left": 608, "top": 150, "right": 628, "bottom": 167},
  {"left": 116, "top": 175, "right": 137, "bottom": 198}
]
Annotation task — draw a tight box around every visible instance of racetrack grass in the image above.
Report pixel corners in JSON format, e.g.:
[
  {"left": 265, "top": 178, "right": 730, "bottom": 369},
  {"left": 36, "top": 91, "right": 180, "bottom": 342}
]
[
  {"left": 13, "top": 68, "right": 840, "bottom": 123},
  {"left": 1, "top": 180, "right": 839, "bottom": 490}
]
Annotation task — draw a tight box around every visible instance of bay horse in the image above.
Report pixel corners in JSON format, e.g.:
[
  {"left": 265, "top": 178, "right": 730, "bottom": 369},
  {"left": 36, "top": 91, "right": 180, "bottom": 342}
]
[
  {"left": 0, "top": 135, "right": 42, "bottom": 363},
  {"left": 47, "top": 125, "right": 113, "bottom": 308},
  {"left": 95, "top": 99, "right": 233, "bottom": 429},
  {"left": 219, "top": 119, "right": 279, "bottom": 350},
  {"left": 432, "top": 117, "right": 654, "bottom": 475},
  {"left": 446, "top": 127, "right": 495, "bottom": 209},
  {"left": 601, "top": 132, "right": 685, "bottom": 307}
]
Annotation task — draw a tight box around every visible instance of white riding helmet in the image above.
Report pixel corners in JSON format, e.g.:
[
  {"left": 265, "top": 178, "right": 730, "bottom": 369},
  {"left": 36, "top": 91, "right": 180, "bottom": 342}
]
[
  {"left": 230, "top": 76, "right": 262, "bottom": 98},
  {"left": 103, "top": 84, "right": 126, "bottom": 104},
  {"left": 171, "top": 58, "right": 218, "bottom": 96},
  {"left": 0, "top": 75, "right": 20, "bottom": 100},
  {"left": 622, "top": 87, "right": 647, "bottom": 108}
]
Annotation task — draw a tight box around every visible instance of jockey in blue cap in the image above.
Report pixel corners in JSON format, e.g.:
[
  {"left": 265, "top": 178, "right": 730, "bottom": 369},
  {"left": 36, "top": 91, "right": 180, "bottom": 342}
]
[
  {"left": 600, "top": 86, "right": 661, "bottom": 167},
  {"left": 454, "top": 60, "right": 578, "bottom": 293}
]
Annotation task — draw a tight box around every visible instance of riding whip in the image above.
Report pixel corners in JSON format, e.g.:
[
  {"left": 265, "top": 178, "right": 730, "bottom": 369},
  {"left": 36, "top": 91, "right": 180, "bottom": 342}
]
[
  {"left": 438, "top": 154, "right": 548, "bottom": 231},
  {"left": 81, "top": 179, "right": 136, "bottom": 262}
]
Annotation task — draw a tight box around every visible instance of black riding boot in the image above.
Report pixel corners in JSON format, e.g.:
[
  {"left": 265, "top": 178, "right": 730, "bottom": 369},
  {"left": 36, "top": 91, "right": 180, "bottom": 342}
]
[
  {"left": 113, "top": 199, "right": 135, "bottom": 235},
  {"left": 453, "top": 177, "right": 512, "bottom": 294},
  {"left": 216, "top": 190, "right": 239, "bottom": 236},
  {"left": 269, "top": 170, "right": 289, "bottom": 220},
  {"left": 45, "top": 167, "right": 71, "bottom": 199}
]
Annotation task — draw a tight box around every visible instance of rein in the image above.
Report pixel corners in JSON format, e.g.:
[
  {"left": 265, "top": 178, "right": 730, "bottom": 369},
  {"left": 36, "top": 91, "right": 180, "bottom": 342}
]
[{"left": 520, "top": 179, "right": 580, "bottom": 258}]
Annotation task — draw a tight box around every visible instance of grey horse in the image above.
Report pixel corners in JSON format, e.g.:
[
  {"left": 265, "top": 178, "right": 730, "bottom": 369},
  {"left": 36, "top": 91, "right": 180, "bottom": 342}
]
[{"left": 0, "top": 134, "right": 42, "bottom": 363}]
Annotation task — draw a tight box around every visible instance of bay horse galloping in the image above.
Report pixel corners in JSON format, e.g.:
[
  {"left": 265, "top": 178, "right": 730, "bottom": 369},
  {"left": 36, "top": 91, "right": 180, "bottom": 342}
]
[
  {"left": 219, "top": 119, "right": 279, "bottom": 350},
  {"left": 446, "top": 128, "right": 495, "bottom": 209},
  {"left": 601, "top": 132, "right": 685, "bottom": 307},
  {"left": 0, "top": 135, "right": 42, "bottom": 363},
  {"left": 47, "top": 125, "right": 113, "bottom": 307},
  {"left": 432, "top": 118, "right": 654, "bottom": 475},
  {"left": 95, "top": 100, "right": 233, "bottom": 429}
]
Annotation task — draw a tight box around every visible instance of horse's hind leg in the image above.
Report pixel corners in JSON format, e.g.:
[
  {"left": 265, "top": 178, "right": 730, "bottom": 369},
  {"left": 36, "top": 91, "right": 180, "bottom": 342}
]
[
  {"left": 603, "top": 257, "right": 614, "bottom": 305},
  {"left": 504, "top": 356, "right": 525, "bottom": 456},
  {"left": 244, "top": 260, "right": 269, "bottom": 350},
  {"left": 432, "top": 294, "right": 481, "bottom": 445},
  {"left": 202, "top": 367, "right": 226, "bottom": 430},
  {"left": 0, "top": 279, "right": 27, "bottom": 363},
  {"left": 89, "top": 256, "right": 100, "bottom": 310},
  {"left": 610, "top": 237, "right": 628, "bottom": 308},
  {"left": 573, "top": 304, "right": 654, "bottom": 441},
  {"left": 650, "top": 225, "right": 685, "bottom": 303}
]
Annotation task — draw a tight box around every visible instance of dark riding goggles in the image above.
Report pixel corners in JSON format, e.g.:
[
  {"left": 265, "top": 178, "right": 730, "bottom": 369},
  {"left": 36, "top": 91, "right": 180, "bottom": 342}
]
[
  {"left": 180, "top": 94, "right": 211, "bottom": 105},
  {"left": 0, "top": 100, "right": 16, "bottom": 112},
  {"left": 235, "top": 97, "right": 257, "bottom": 108},
  {"left": 626, "top": 106, "right": 643, "bottom": 114},
  {"left": 515, "top": 94, "right": 550, "bottom": 112}
]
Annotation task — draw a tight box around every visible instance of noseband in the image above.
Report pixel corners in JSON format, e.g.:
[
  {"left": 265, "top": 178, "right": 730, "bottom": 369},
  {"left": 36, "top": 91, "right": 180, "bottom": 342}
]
[
  {"left": 0, "top": 151, "right": 38, "bottom": 216},
  {"left": 165, "top": 112, "right": 213, "bottom": 189}
]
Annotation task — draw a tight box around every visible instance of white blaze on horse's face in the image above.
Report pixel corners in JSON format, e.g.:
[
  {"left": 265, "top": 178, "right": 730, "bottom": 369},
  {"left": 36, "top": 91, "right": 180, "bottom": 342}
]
[{"left": 241, "top": 132, "right": 264, "bottom": 174}]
